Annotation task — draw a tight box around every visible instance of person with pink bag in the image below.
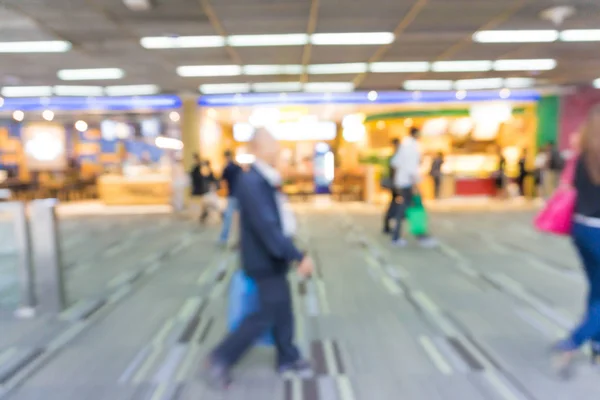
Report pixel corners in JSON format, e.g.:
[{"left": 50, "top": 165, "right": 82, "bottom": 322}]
[{"left": 547, "top": 106, "right": 600, "bottom": 378}]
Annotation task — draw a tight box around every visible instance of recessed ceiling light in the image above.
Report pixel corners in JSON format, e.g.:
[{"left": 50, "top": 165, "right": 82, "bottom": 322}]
[
  {"left": 199, "top": 83, "right": 251, "bottom": 94},
  {"left": 307, "top": 63, "right": 368, "bottom": 74},
  {"left": 58, "top": 68, "right": 125, "bottom": 81},
  {"left": 369, "top": 62, "right": 430, "bottom": 73},
  {"left": 75, "top": 120, "right": 88, "bottom": 132},
  {"left": 403, "top": 80, "right": 453, "bottom": 91},
  {"left": 494, "top": 59, "right": 556, "bottom": 71},
  {"left": 0, "top": 41, "right": 72, "bottom": 53},
  {"left": 243, "top": 65, "right": 304, "bottom": 75},
  {"left": 252, "top": 82, "right": 303, "bottom": 92},
  {"left": 311, "top": 32, "right": 395, "bottom": 45},
  {"left": 12, "top": 110, "right": 24, "bottom": 122},
  {"left": 303, "top": 82, "right": 355, "bottom": 93},
  {"left": 177, "top": 65, "right": 242, "bottom": 77},
  {"left": 473, "top": 30, "right": 559, "bottom": 43},
  {"left": 367, "top": 91, "right": 378, "bottom": 101},
  {"left": 432, "top": 60, "right": 493, "bottom": 72},
  {"left": 140, "top": 36, "right": 225, "bottom": 49},
  {"left": 228, "top": 34, "right": 309, "bottom": 47},
  {"left": 456, "top": 90, "right": 467, "bottom": 100},
  {"left": 123, "top": 0, "right": 153, "bottom": 11},
  {"left": 104, "top": 84, "right": 160, "bottom": 96},
  {"left": 42, "top": 110, "right": 54, "bottom": 121},
  {"left": 454, "top": 78, "right": 503, "bottom": 90},
  {"left": 169, "top": 111, "right": 180, "bottom": 122},
  {"left": 54, "top": 86, "right": 104, "bottom": 96},
  {"left": 499, "top": 88, "right": 511, "bottom": 99},
  {"left": 560, "top": 30, "right": 600, "bottom": 42},
  {"left": 1, "top": 86, "right": 53, "bottom": 97}
]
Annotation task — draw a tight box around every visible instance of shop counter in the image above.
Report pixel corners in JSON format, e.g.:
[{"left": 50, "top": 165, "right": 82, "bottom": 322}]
[
  {"left": 454, "top": 176, "right": 497, "bottom": 197},
  {"left": 97, "top": 174, "right": 171, "bottom": 205}
]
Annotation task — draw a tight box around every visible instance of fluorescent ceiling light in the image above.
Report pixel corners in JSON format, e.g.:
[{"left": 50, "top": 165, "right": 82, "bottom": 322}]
[
  {"left": 199, "top": 83, "right": 251, "bottom": 94},
  {"left": 303, "top": 82, "right": 354, "bottom": 92},
  {"left": 252, "top": 82, "right": 303, "bottom": 92},
  {"left": 504, "top": 77, "right": 536, "bottom": 88},
  {"left": 560, "top": 30, "right": 600, "bottom": 42},
  {"left": 177, "top": 65, "right": 242, "bottom": 77},
  {"left": 123, "top": 0, "right": 152, "bottom": 11},
  {"left": 454, "top": 78, "right": 503, "bottom": 90},
  {"left": 140, "top": 36, "right": 225, "bottom": 49},
  {"left": 0, "top": 40, "right": 72, "bottom": 53},
  {"left": 311, "top": 32, "right": 395, "bottom": 45},
  {"left": 432, "top": 60, "right": 492, "bottom": 72},
  {"left": 58, "top": 68, "right": 125, "bottom": 81},
  {"left": 53, "top": 85, "right": 104, "bottom": 96},
  {"left": 1, "top": 86, "right": 53, "bottom": 97},
  {"left": 228, "top": 34, "right": 308, "bottom": 47},
  {"left": 243, "top": 65, "right": 304, "bottom": 75},
  {"left": 403, "top": 80, "right": 453, "bottom": 91},
  {"left": 308, "top": 63, "right": 368, "bottom": 74},
  {"left": 494, "top": 59, "right": 556, "bottom": 71},
  {"left": 104, "top": 84, "right": 159, "bottom": 96},
  {"left": 594, "top": 79, "right": 600, "bottom": 89},
  {"left": 473, "top": 30, "right": 558, "bottom": 43},
  {"left": 369, "top": 62, "right": 430, "bottom": 73}
]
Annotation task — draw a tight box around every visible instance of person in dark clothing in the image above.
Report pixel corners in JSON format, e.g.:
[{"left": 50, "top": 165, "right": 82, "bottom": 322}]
[
  {"left": 495, "top": 148, "right": 506, "bottom": 198},
  {"left": 552, "top": 105, "right": 600, "bottom": 378},
  {"left": 190, "top": 154, "right": 218, "bottom": 224},
  {"left": 218, "top": 150, "right": 243, "bottom": 245},
  {"left": 383, "top": 138, "right": 400, "bottom": 234},
  {"left": 204, "top": 128, "right": 314, "bottom": 389},
  {"left": 517, "top": 149, "right": 529, "bottom": 197},
  {"left": 430, "top": 152, "right": 444, "bottom": 199}
]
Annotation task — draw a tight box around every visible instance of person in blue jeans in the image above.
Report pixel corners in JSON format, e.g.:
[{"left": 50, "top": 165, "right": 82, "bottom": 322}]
[
  {"left": 218, "top": 151, "right": 242, "bottom": 246},
  {"left": 553, "top": 107, "right": 600, "bottom": 379}
]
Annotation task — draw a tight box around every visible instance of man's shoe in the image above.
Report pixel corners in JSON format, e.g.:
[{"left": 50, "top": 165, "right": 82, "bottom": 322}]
[
  {"left": 202, "top": 357, "right": 232, "bottom": 390},
  {"left": 392, "top": 239, "right": 408, "bottom": 247},
  {"left": 278, "top": 359, "right": 313, "bottom": 379}
]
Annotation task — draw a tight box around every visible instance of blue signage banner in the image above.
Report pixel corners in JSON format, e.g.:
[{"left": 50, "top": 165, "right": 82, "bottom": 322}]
[{"left": 0, "top": 95, "right": 182, "bottom": 112}]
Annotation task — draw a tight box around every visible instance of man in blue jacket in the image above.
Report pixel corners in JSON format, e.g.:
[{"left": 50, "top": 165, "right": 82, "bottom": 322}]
[{"left": 204, "top": 128, "right": 314, "bottom": 389}]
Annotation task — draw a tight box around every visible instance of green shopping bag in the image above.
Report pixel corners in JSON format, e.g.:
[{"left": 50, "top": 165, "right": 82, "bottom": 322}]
[{"left": 406, "top": 194, "right": 428, "bottom": 236}]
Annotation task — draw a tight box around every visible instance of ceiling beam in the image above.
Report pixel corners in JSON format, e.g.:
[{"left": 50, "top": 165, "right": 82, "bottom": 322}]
[
  {"left": 351, "top": 0, "right": 429, "bottom": 89},
  {"left": 299, "top": 0, "right": 320, "bottom": 84},
  {"left": 198, "top": 0, "right": 243, "bottom": 65}
]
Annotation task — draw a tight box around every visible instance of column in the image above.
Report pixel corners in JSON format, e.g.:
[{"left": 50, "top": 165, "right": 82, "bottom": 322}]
[{"left": 180, "top": 94, "right": 200, "bottom": 171}]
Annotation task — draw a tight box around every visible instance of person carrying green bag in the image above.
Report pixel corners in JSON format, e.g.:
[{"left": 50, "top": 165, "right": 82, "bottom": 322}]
[{"left": 389, "top": 127, "right": 438, "bottom": 248}]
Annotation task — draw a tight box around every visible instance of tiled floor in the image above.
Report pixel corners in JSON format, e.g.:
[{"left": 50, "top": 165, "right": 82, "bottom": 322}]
[{"left": 0, "top": 204, "right": 597, "bottom": 400}]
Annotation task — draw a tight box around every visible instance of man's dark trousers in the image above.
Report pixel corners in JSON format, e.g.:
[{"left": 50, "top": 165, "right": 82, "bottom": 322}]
[
  {"left": 383, "top": 188, "right": 399, "bottom": 233},
  {"left": 212, "top": 275, "right": 300, "bottom": 368}
]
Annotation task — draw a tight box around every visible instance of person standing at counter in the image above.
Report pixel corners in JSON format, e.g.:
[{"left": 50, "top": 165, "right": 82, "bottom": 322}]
[
  {"left": 383, "top": 138, "right": 400, "bottom": 234},
  {"left": 190, "top": 154, "right": 219, "bottom": 224},
  {"left": 218, "top": 150, "right": 242, "bottom": 246},
  {"left": 430, "top": 152, "right": 444, "bottom": 199}
]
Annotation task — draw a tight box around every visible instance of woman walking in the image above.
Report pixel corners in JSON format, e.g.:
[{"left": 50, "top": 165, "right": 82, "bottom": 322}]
[{"left": 553, "top": 105, "right": 600, "bottom": 378}]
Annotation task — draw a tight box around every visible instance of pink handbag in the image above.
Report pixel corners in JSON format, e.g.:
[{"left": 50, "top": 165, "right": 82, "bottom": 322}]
[{"left": 534, "top": 155, "right": 578, "bottom": 235}]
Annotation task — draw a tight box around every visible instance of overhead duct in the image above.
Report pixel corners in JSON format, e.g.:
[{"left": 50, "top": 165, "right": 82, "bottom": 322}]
[{"left": 123, "top": 0, "right": 153, "bottom": 11}]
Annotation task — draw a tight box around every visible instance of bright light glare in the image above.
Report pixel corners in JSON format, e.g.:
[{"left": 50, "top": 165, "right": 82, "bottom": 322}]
[
  {"left": 308, "top": 63, "right": 368, "bottom": 74},
  {"left": 252, "top": 82, "right": 303, "bottom": 92},
  {"left": 0, "top": 40, "right": 72, "bottom": 53},
  {"left": 303, "top": 82, "right": 354, "bottom": 92},
  {"left": 42, "top": 110, "right": 55, "bottom": 121},
  {"left": 243, "top": 65, "right": 304, "bottom": 75},
  {"left": 473, "top": 30, "right": 558, "bottom": 43},
  {"left": 454, "top": 78, "right": 503, "bottom": 90},
  {"left": 155, "top": 136, "right": 183, "bottom": 150},
  {"left": 311, "top": 32, "right": 394, "bottom": 45},
  {"left": 324, "top": 151, "right": 335, "bottom": 182},
  {"left": 140, "top": 36, "right": 225, "bottom": 48},
  {"left": 58, "top": 68, "right": 125, "bottom": 81},
  {"left": 177, "top": 65, "right": 242, "bottom": 77},
  {"left": 53, "top": 86, "right": 104, "bottom": 96},
  {"left": 75, "top": 120, "right": 88, "bottom": 132},
  {"left": 367, "top": 91, "right": 378, "bottom": 101}
]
